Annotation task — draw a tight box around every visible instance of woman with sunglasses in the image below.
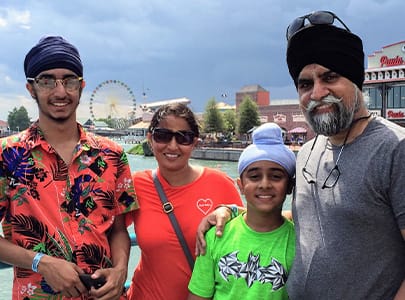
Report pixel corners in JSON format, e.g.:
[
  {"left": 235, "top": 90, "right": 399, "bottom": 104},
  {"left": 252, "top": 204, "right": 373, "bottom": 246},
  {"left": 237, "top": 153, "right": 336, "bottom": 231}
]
[{"left": 125, "top": 102, "right": 243, "bottom": 300}]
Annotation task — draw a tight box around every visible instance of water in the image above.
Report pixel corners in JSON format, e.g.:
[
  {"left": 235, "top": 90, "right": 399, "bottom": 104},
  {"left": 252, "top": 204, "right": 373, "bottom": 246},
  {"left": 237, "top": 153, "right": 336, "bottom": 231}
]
[{"left": 0, "top": 153, "right": 291, "bottom": 298}]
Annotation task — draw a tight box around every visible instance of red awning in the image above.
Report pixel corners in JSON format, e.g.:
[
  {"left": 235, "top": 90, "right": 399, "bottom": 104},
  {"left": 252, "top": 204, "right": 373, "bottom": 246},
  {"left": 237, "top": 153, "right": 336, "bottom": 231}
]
[{"left": 288, "top": 127, "right": 307, "bottom": 134}]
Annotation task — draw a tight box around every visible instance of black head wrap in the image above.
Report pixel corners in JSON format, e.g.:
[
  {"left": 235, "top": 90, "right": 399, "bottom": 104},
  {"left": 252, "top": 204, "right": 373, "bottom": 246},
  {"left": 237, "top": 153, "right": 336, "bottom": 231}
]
[
  {"left": 24, "top": 36, "right": 83, "bottom": 78},
  {"left": 286, "top": 25, "right": 364, "bottom": 89}
]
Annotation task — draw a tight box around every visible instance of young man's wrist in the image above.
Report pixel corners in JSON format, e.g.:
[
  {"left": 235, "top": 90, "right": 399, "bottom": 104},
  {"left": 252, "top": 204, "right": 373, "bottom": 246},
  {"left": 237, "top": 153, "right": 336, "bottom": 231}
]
[{"left": 32, "top": 252, "right": 45, "bottom": 273}]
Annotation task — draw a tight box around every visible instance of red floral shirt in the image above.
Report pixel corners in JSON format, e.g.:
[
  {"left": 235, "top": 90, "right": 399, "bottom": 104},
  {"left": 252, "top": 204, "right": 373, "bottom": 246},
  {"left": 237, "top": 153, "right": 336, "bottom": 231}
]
[{"left": 0, "top": 122, "right": 138, "bottom": 299}]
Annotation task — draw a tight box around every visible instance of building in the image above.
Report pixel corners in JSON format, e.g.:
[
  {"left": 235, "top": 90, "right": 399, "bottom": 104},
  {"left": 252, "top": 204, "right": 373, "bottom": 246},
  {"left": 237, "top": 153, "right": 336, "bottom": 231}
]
[
  {"left": 139, "top": 97, "right": 191, "bottom": 113},
  {"left": 236, "top": 84, "right": 270, "bottom": 108},
  {"left": 126, "top": 97, "right": 192, "bottom": 143},
  {"left": 126, "top": 120, "right": 150, "bottom": 143},
  {"left": 235, "top": 85, "right": 313, "bottom": 143},
  {"left": 0, "top": 120, "right": 9, "bottom": 137},
  {"left": 235, "top": 41, "right": 405, "bottom": 143},
  {"left": 363, "top": 40, "right": 405, "bottom": 126},
  {"left": 258, "top": 99, "right": 312, "bottom": 142},
  {"left": 215, "top": 101, "right": 236, "bottom": 112}
]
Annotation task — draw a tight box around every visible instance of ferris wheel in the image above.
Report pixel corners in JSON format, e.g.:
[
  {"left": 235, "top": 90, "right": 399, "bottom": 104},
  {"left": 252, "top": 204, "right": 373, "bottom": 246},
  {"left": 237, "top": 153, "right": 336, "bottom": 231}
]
[{"left": 89, "top": 80, "right": 137, "bottom": 129}]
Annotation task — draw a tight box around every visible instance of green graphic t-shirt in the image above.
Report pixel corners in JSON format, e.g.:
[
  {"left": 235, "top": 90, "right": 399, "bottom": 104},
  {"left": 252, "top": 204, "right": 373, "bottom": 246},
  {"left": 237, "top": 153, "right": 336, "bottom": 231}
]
[{"left": 189, "top": 214, "right": 295, "bottom": 300}]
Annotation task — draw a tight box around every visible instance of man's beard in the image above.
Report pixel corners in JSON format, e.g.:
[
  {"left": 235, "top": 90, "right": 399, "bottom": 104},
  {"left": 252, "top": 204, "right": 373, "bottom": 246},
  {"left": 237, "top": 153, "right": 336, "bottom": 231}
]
[{"left": 303, "top": 92, "right": 359, "bottom": 136}]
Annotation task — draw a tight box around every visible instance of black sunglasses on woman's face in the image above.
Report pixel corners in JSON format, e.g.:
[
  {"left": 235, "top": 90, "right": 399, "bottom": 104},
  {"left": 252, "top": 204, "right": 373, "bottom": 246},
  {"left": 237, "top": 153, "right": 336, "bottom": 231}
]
[{"left": 152, "top": 128, "right": 195, "bottom": 145}]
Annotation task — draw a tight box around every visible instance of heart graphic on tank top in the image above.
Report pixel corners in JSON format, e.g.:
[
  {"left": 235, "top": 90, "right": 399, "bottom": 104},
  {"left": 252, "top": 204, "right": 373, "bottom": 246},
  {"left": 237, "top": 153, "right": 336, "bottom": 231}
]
[{"left": 197, "top": 198, "right": 213, "bottom": 215}]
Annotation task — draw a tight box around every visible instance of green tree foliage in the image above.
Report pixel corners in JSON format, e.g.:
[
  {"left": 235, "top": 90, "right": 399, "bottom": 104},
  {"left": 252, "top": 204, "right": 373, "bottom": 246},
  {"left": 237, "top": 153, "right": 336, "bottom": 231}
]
[
  {"left": 203, "top": 97, "right": 224, "bottom": 133},
  {"left": 223, "top": 109, "right": 236, "bottom": 138},
  {"left": 7, "top": 106, "right": 31, "bottom": 131},
  {"left": 97, "top": 118, "right": 114, "bottom": 128},
  {"left": 238, "top": 96, "right": 260, "bottom": 135}
]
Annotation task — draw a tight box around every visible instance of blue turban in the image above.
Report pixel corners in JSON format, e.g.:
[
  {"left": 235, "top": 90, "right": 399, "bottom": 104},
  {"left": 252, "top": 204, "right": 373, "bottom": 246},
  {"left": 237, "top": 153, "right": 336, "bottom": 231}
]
[
  {"left": 238, "top": 123, "right": 296, "bottom": 177},
  {"left": 24, "top": 36, "right": 83, "bottom": 78}
]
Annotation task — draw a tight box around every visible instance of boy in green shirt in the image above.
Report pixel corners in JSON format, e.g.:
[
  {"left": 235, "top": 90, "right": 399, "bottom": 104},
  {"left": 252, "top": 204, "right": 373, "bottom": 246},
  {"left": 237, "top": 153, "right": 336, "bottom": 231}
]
[{"left": 188, "top": 123, "right": 296, "bottom": 300}]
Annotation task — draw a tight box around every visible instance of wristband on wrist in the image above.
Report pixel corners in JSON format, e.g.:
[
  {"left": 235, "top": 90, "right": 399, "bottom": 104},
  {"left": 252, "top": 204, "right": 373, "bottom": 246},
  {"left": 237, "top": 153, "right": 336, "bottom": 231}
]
[
  {"left": 216, "top": 204, "right": 239, "bottom": 219},
  {"left": 32, "top": 252, "right": 45, "bottom": 273}
]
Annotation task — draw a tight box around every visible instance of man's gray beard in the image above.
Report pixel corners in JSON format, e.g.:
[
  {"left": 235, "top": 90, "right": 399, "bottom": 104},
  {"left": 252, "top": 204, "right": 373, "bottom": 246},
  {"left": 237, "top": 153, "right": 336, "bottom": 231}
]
[{"left": 304, "top": 94, "right": 355, "bottom": 136}]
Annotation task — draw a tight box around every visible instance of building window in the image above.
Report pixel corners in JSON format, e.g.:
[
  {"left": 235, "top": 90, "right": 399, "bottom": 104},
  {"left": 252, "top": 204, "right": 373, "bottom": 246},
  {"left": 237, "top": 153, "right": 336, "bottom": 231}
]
[
  {"left": 364, "top": 86, "right": 382, "bottom": 109},
  {"left": 387, "top": 85, "right": 405, "bottom": 108},
  {"left": 387, "top": 87, "right": 394, "bottom": 108},
  {"left": 393, "top": 86, "right": 401, "bottom": 108},
  {"left": 401, "top": 86, "right": 405, "bottom": 107}
]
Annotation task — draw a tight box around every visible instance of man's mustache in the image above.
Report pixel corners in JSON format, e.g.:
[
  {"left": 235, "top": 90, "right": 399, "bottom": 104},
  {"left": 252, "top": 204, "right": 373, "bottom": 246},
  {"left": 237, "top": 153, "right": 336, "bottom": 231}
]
[{"left": 305, "top": 95, "right": 343, "bottom": 113}]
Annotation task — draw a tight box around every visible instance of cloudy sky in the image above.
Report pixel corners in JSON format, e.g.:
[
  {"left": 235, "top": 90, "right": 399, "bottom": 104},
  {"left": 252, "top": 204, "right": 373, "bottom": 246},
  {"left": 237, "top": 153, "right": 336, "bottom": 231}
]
[{"left": 0, "top": 0, "right": 404, "bottom": 121}]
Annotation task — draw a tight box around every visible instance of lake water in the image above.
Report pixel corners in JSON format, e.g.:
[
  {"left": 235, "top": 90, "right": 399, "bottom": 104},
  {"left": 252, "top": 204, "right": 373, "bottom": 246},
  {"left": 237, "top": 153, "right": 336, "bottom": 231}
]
[{"left": 0, "top": 152, "right": 291, "bottom": 298}]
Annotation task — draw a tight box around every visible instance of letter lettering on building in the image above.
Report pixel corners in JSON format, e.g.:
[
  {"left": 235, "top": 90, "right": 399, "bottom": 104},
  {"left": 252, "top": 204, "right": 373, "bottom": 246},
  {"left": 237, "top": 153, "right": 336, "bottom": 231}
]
[
  {"left": 387, "top": 110, "right": 405, "bottom": 119},
  {"left": 380, "top": 55, "right": 404, "bottom": 67}
]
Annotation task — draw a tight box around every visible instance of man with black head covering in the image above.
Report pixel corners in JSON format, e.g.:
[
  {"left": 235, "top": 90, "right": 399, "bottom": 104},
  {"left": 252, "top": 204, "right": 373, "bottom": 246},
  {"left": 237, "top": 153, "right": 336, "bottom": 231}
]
[
  {"left": 196, "top": 9, "right": 405, "bottom": 300},
  {"left": 0, "top": 36, "right": 138, "bottom": 299},
  {"left": 285, "top": 11, "right": 405, "bottom": 299}
]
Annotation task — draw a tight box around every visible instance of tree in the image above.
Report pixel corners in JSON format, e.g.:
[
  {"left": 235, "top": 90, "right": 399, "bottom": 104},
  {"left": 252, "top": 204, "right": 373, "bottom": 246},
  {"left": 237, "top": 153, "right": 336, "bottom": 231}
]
[
  {"left": 203, "top": 97, "right": 224, "bottom": 134},
  {"left": 222, "top": 109, "right": 236, "bottom": 139},
  {"left": 97, "top": 118, "right": 114, "bottom": 128},
  {"left": 7, "top": 106, "right": 31, "bottom": 131},
  {"left": 237, "top": 96, "right": 260, "bottom": 136}
]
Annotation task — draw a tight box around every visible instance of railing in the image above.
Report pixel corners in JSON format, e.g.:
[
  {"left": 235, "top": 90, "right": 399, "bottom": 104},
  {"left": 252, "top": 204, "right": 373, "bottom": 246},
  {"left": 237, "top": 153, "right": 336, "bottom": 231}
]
[{"left": 196, "top": 140, "right": 249, "bottom": 149}]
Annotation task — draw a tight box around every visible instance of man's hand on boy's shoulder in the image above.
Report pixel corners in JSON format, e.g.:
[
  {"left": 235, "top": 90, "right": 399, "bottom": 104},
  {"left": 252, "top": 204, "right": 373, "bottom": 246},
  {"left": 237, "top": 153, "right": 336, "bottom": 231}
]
[
  {"left": 282, "top": 210, "right": 293, "bottom": 221},
  {"left": 195, "top": 206, "right": 234, "bottom": 256}
]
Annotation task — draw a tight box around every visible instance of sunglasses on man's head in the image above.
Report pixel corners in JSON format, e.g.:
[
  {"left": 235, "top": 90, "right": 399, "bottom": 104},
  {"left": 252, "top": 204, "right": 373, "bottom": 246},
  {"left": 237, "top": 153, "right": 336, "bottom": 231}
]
[
  {"left": 286, "top": 10, "right": 351, "bottom": 40},
  {"left": 152, "top": 128, "right": 195, "bottom": 145}
]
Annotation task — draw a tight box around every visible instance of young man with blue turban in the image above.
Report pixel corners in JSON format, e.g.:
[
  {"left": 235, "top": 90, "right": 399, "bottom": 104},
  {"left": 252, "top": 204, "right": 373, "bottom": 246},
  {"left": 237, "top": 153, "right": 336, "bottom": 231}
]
[
  {"left": 0, "top": 36, "right": 138, "bottom": 299},
  {"left": 188, "top": 123, "right": 296, "bottom": 300}
]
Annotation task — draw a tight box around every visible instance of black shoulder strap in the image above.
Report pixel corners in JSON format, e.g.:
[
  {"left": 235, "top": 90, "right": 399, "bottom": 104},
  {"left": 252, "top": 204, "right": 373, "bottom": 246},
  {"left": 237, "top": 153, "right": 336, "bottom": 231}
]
[{"left": 152, "top": 169, "right": 194, "bottom": 270}]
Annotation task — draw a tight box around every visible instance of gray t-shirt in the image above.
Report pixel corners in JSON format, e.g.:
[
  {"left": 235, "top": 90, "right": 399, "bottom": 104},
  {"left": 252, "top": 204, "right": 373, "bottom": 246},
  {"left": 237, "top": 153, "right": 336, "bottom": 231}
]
[{"left": 287, "top": 117, "right": 405, "bottom": 300}]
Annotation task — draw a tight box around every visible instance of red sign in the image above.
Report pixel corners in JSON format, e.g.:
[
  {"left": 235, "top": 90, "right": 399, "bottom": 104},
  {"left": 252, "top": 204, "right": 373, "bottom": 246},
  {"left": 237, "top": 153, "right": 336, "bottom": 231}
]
[
  {"left": 380, "top": 55, "right": 404, "bottom": 67},
  {"left": 387, "top": 110, "right": 405, "bottom": 119}
]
